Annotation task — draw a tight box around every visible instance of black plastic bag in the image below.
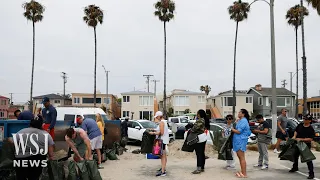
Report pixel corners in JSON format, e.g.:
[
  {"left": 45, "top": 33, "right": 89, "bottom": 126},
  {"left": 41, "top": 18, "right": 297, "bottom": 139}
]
[
  {"left": 67, "top": 161, "right": 77, "bottom": 180},
  {"left": 181, "top": 133, "right": 195, "bottom": 152},
  {"left": 279, "top": 138, "right": 297, "bottom": 162},
  {"left": 141, "top": 131, "right": 156, "bottom": 154},
  {"left": 297, "top": 142, "right": 316, "bottom": 163},
  {"left": 48, "top": 160, "right": 65, "bottom": 180},
  {"left": 76, "top": 161, "right": 90, "bottom": 180},
  {"left": 0, "top": 139, "right": 15, "bottom": 169},
  {"left": 86, "top": 160, "right": 102, "bottom": 180}
]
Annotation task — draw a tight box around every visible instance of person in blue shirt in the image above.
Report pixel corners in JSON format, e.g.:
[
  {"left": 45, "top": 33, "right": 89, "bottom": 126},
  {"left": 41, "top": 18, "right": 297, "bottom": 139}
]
[
  {"left": 14, "top": 109, "right": 34, "bottom": 120},
  {"left": 231, "top": 109, "right": 251, "bottom": 178},
  {"left": 41, "top": 97, "right": 57, "bottom": 140},
  {"left": 76, "top": 115, "right": 104, "bottom": 169}
]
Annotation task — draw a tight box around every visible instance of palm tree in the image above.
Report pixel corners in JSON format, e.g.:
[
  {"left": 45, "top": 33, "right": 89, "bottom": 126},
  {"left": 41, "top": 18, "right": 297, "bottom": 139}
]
[
  {"left": 228, "top": 0, "right": 250, "bottom": 119},
  {"left": 200, "top": 85, "right": 211, "bottom": 96},
  {"left": 83, "top": 5, "right": 104, "bottom": 107},
  {"left": 285, "top": 5, "right": 309, "bottom": 119},
  {"left": 154, "top": 0, "right": 175, "bottom": 118},
  {"left": 306, "top": 0, "right": 320, "bottom": 15},
  {"left": 22, "top": 0, "right": 45, "bottom": 111}
]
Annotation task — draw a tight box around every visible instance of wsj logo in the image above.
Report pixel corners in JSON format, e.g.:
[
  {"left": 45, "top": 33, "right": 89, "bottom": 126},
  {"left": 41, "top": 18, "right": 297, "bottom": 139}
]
[{"left": 12, "top": 133, "right": 49, "bottom": 167}]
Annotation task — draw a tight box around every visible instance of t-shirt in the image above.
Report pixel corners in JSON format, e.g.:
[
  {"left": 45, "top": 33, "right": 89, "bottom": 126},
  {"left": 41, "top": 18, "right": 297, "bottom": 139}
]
[
  {"left": 42, "top": 105, "right": 57, "bottom": 130},
  {"left": 17, "top": 111, "right": 34, "bottom": 120},
  {"left": 277, "top": 114, "right": 288, "bottom": 132},
  {"left": 257, "top": 121, "right": 271, "bottom": 143},
  {"left": 295, "top": 123, "right": 315, "bottom": 147},
  {"left": 81, "top": 118, "right": 102, "bottom": 140},
  {"left": 223, "top": 124, "right": 233, "bottom": 137},
  {"left": 14, "top": 127, "right": 54, "bottom": 158}
]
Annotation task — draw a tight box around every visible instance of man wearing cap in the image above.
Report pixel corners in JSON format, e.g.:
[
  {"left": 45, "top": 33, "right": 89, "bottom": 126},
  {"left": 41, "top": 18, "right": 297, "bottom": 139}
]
[
  {"left": 41, "top": 97, "right": 57, "bottom": 140},
  {"left": 14, "top": 109, "right": 34, "bottom": 120},
  {"left": 76, "top": 115, "right": 104, "bottom": 169},
  {"left": 290, "top": 114, "right": 315, "bottom": 179}
]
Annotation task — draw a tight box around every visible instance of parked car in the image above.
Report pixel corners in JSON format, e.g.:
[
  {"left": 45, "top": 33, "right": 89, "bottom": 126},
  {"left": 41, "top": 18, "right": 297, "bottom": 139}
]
[
  {"left": 264, "top": 118, "right": 298, "bottom": 138},
  {"left": 167, "top": 117, "right": 190, "bottom": 139},
  {"left": 311, "top": 123, "right": 320, "bottom": 143},
  {"left": 248, "top": 120, "right": 259, "bottom": 131},
  {"left": 210, "top": 123, "right": 257, "bottom": 144},
  {"left": 126, "top": 120, "right": 174, "bottom": 143},
  {"left": 209, "top": 118, "right": 226, "bottom": 124}
]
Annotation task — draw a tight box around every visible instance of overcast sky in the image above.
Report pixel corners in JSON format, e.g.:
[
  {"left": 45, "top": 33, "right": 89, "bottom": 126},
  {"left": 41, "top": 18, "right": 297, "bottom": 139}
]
[{"left": 0, "top": 0, "right": 319, "bottom": 103}]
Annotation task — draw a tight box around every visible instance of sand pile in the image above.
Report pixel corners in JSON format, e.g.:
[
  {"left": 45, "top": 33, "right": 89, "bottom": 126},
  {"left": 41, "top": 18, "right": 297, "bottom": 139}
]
[
  {"left": 167, "top": 140, "right": 217, "bottom": 159},
  {"left": 53, "top": 149, "right": 68, "bottom": 160}
]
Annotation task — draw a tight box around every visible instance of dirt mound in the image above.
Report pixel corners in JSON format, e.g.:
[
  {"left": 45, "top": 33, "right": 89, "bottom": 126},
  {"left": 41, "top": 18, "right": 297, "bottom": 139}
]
[{"left": 167, "top": 140, "right": 217, "bottom": 159}]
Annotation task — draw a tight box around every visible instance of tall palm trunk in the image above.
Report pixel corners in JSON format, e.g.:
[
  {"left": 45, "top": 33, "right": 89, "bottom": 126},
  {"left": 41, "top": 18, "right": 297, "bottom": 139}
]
[
  {"left": 295, "top": 27, "right": 299, "bottom": 119},
  {"left": 93, "top": 27, "right": 97, "bottom": 107},
  {"left": 300, "top": 0, "right": 307, "bottom": 115},
  {"left": 163, "top": 22, "right": 167, "bottom": 118},
  {"left": 29, "top": 21, "right": 35, "bottom": 111},
  {"left": 232, "top": 21, "right": 239, "bottom": 119}
]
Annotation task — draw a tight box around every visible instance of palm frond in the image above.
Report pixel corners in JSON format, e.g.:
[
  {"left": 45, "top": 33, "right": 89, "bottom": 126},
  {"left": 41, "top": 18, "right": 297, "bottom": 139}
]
[
  {"left": 285, "top": 4, "right": 309, "bottom": 28},
  {"left": 154, "top": 0, "right": 176, "bottom": 22},
  {"left": 22, "top": 0, "right": 45, "bottom": 23},
  {"left": 228, "top": 0, "right": 250, "bottom": 22},
  {"left": 305, "top": 0, "right": 320, "bottom": 15},
  {"left": 83, "top": 4, "right": 104, "bottom": 27}
]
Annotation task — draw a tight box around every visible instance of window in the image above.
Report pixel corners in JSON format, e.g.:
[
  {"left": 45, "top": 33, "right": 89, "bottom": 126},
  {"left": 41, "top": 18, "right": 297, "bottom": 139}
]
[
  {"left": 54, "top": 100, "right": 61, "bottom": 104},
  {"left": 246, "top": 97, "right": 252, "bottom": 103},
  {"left": 170, "top": 118, "right": 179, "bottom": 123},
  {"left": 132, "top": 122, "right": 140, "bottom": 128},
  {"left": 258, "top": 97, "right": 263, "bottom": 106},
  {"left": 174, "top": 111, "right": 184, "bottom": 116},
  {"left": 223, "top": 97, "right": 236, "bottom": 106},
  {"left": 174, "top": 96, "right": 189, "bottom": 106},
  {"left": 139, "top": 111, "right": 153, "bottom": 120},
  {"left": 0, "top": 100, "right": 6, "bottom": 105},
  {"left": 198, "top": 96, "right": 205, "bottom": 103},
  {"left": 221, "top": 97, "right": 223, "bottom": 106},
  {"left": 123, "top": 111, "right": 130, "bottom": 117},
  {"left": 82, "top": 98, "right": 101, "bottom": 104},
  {"left": 0, "top": 111, "right": 4, "bottom": 118},
  {"left": 104, "top": 97, "right": 110, "bottom": 104},
  {"left": 123, "top": 96, "right": 130, "bottom": 103},
  {"left": 73, "top": 98, "right": 80, "bottom": 104},
  {"left": 64, "top": 114, "right": 75, "bottom": 122},
  {"left": 139, "top": 96, "right": 153, "bottom": 106},
  {"left": 277, "top": 97, "right": 290, "bottom": 107}
]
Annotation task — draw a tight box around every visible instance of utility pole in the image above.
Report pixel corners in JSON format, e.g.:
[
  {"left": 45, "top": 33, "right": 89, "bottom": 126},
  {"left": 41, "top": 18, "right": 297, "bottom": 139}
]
[
  {"left": 143, "top": 75, "right": 154, "bottom": 92},
  {"left": 61, "top": 72, "right": 68, "bottom": 97},
  {"left": 289, "top": 72, "right": 293, "bottom": 117},
  {"left": 152, "top": 80, "right": 160, "bottom": 97},
  {"left": 300, "top": 0, "right": 308, "bottom": 116},
  {"left": 9, "top": 93, "right": 13, "bottom": 105},
  {"left": 102, "top": 65, "right": 110, "bottom": 112},
  {"left": 281, "top": 79, "right": 287, "bottom": 88}
]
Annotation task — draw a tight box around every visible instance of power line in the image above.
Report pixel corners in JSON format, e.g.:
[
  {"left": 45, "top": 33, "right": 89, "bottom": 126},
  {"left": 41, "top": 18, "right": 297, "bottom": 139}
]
[{"left": 143, "top": 75, "right": 154, "bottom": 92}]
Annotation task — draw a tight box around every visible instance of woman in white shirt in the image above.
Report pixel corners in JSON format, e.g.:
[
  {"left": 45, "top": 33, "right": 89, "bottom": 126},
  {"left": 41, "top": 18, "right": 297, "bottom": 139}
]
[{"left": 149, "top": 111, "right": 169, "bottom": 177}]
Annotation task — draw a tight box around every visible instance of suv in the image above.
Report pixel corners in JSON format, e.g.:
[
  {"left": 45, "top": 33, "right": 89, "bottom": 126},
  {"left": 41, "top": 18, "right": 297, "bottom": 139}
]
[
  {"left": 126, "top": 120, "right": 174, "bottom": 143},
  {"left": 167, "top": 117, "right": 189, "bottom": 139}
]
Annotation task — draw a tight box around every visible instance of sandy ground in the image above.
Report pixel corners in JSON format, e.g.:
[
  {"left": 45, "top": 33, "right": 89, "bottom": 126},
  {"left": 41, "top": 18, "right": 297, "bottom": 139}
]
[{"left": 98, "top": 140, "right": 320, "bottom": 180}]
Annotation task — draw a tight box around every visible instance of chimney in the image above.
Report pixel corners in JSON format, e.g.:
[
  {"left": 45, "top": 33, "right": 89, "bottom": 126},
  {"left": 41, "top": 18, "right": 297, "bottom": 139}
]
[{"left": 255, "top": 84, "right": 262, "bottom": 91}]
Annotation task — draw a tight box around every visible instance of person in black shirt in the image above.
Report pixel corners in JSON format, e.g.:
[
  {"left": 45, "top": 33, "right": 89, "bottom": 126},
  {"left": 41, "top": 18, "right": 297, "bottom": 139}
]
[
  {"left": 121, "top": 117, "right": 129, "bottom": 138},
  {"left": 290, "top": 114, "right": 315, "bottom": 179}
]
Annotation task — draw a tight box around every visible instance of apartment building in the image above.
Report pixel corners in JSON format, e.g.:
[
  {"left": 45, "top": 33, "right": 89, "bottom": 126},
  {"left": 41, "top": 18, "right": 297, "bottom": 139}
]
[
  {"left": 33, "top": 94, "right": 72, "bottom": 108},
  {"left": 120, "top": 91, "right": 155, "bottom": 120},
  {"left": 167, "top": 89, "right": 206, "bottom": 116},
  {"left": 298, "top": 96, "right": 320, "bottom": 119},
  {"left": 0, "top": 95, "right": 9, "bottom": 119}
]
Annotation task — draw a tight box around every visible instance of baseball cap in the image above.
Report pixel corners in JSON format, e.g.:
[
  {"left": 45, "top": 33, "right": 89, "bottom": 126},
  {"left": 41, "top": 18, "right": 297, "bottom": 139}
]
[
  {"left": 154, "top": 111, "right": 163, "bottom": 118},
  {"left": 42, "top": 97, "right": 50, "bottom": 104},
  {"left": 303, "top": 114, "right": 313, "bottom": 120}
]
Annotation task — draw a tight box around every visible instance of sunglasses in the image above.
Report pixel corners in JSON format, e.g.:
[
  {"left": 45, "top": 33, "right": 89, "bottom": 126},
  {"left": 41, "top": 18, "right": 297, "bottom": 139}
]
[{"left": 227, "top": 118, "right": 232, "bottom": 120}]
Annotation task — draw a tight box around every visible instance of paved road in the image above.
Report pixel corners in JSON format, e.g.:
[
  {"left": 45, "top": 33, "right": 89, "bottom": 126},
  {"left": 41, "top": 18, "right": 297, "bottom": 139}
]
[{"left": 99, "top": 146, "right": 320, "bottom": 180}]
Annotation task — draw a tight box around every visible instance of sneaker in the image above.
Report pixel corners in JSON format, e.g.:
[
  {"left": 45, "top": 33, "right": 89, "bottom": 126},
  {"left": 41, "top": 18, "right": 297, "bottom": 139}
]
[
  {"left": 289, "top": 168, "right": 298, "bottom": 173},
  {"left": 201, "top": 169, "right": 205, "bottom": 172},
  {"left": 192, "top": 170, "right": 201, "bottom": 174},
  {"left": 307, "top": 174, "right": 314, "bottom": 179},
  {"left": 261, "top": 165, "right": 268, "bottom": 170},
  {"left": 157, "top": 168, "right": 166, "bottom": 172},
  {"left": 156, "top": 171, "right": 167, "bottom": 177},
  {"left": 253, "top": 164, "right": 262, "bottom": 167},
  {"left": 97, "top": 164, "right": 104, "bottom": 169},
  {"left": 226, "top": 166, "right": 236, "bottom": 170},
  {"left": 274, "top": 149, "right": 280, "bottom": 154}
]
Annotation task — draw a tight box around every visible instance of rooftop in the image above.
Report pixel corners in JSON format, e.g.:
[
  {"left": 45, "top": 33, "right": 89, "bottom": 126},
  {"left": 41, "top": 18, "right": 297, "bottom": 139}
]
[
  {"left": 248, "top": 87, "right": 295, "bottom": 96},
  {"left": 33, "top": 93, "right": 66, "bottom": 99},
  {"left": 0, "top": 95, "right": 9, "bottom": 99},
  {"left": 121, "top": 91, "right": 154, "bottom": 95},
  {"left": 170, "top": 89, "right": 205, "bottom": 95}
]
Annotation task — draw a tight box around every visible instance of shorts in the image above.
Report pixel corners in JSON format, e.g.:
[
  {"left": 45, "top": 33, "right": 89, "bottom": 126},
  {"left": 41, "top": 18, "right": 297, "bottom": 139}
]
[
  {"left": 276, "top": 131, "right": 288, "bottom": 140},
  {"left": 42, "top": 124, "right": 55, "bottom": 140},
  {"left": 90, "top": 135, "right": 103, "bottom": 150},
  {"left": 162, "top": 144, "right": 167, "bottom": 150}
]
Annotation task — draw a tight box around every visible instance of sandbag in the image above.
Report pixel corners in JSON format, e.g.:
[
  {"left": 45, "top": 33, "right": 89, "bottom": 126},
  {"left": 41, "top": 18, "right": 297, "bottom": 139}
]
[
  {"left": 0, "top": 139, "right": 15, "bottom": 169},
  {"left": 141, "top": 131, "right": 155, "bottom": 154},
  {"left": 76, "top": 161, "right": 90, "bottom": 180},
  {"left": 67, "top": 161, "right": 77, "bottom": 180},
  {"left": 106, "top": 149, "right": 118, "bottom": 160},
  {"left": 40, "top": 167, "right": 50, "bottom": 180},
  {"left": 48, "top": 160, "right": 65, "bottom": 180},
  {"left": 120, "top": 137, "right": 128, "bottom": 148},
  {"left": 86, "top": 160, "right": 102, "bottom": 180},
  {"left": 297, "top": 142, "right": 316, "bottom": 163},
  {"left": 116, "top": 147, "right": 124, "bottom": 156}
]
